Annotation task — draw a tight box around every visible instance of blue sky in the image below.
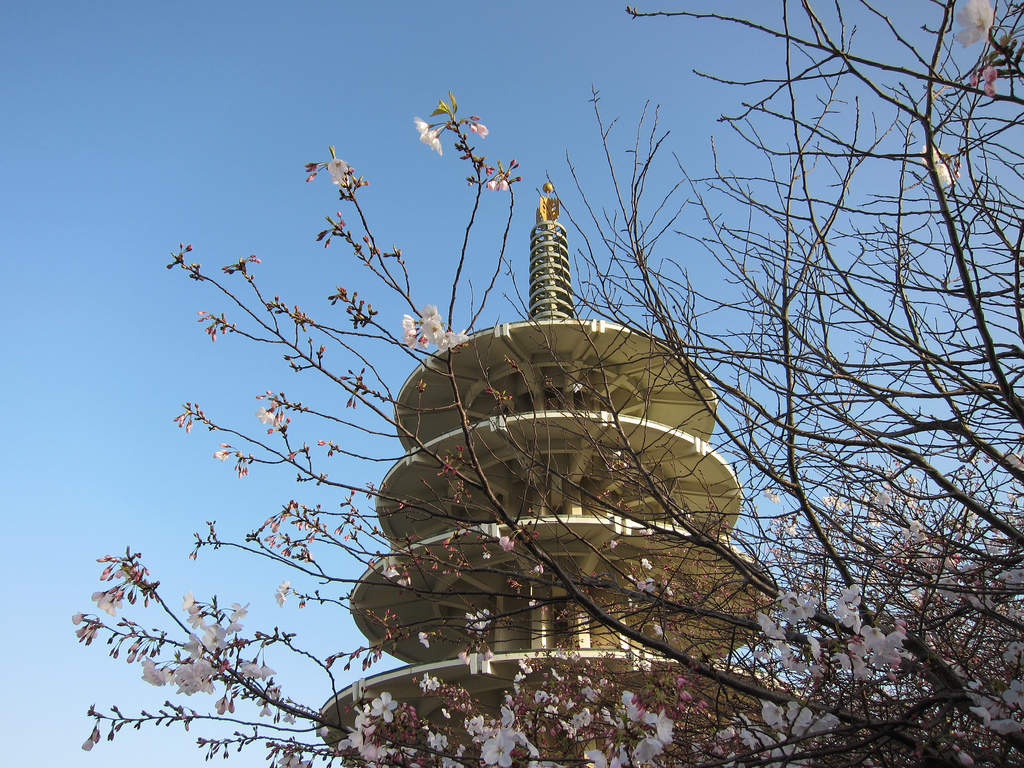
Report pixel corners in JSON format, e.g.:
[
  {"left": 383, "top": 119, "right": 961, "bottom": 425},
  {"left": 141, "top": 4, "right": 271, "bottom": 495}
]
[{"left": 2, "top": 1, "right": 765, "bottom": 765}]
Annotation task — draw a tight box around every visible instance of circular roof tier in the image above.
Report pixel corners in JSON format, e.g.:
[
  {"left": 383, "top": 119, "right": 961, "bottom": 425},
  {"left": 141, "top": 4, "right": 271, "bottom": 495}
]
[
  {"left": 321, "top": 649, "right": 632, "bottom": 733},
  {"left": 377, "top": 410, "right": 741, "bottom": 542},
  {"left": 393, "top": 319, "right": 718, "bottom": 451},
  {"left": 349, "top": 515, "right": 761, "bottom": 664},
  {"left": 320, "top": 648, "right": 756, "bottom": 736}
]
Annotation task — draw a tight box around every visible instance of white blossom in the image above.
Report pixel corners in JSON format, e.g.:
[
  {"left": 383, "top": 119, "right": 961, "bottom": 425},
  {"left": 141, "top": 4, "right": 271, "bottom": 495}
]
[
  {"left": 275, "top": 580, "right": 290, "bottom": 606},
  {"left": 466, "top": 609, "right": 491, "bottom": 632},
  {"left": 955, "top": 0, "right": 994, "bottom": 46},
  {"left": 256, "top": 406, "right": 279, "bottom": 426},
  {"left": 92, "top": 589, "right": 122, "bottom": 617},
  {"left": 780, "top": 590, "right": 817, "bottom": 622},
  {"left": 369, "top": 691, "right": 398, "bottom": 723},
  {"left": 835, "top": 584, "right": 862, "bottom": 633},
  {"left": 420, "top": 673, "right": 441, "bottom": 692},
  {"left": 919, "top": 145, "right": 959, "bottom": 188},
  {"left": 465, "top": 714, "right": 488, "bottom": 737},
  {"left": 413, "top": 117, "right": 442, "bottom": 156},
  {"left": 621, "top": 691, "right": 643, "bottom": 723},
  {"left": 326, "top": 157, "right": 351, "bottom": 185},
  {"left": 1003, "top": 680, "right": 1024, "bottom": 709},
  {"left": 756, "top": 611, "right": 786, "bottom": 641},
  {"left": 427, "top": 731, "right": 448, "bottom": 751},
  {"left": 401, "top": 314, "right": 423, "bottom": 349},
  {"left": 644, "top": 708, "right": 674, "bottom": 745},
  {"left": 481, "top": 729, "right": 517, "bottom": 767},
  {"left": 172, "top": 658, "right": 216, "bottom": 695},
  {"left": 141, "top": 658, "right": 172, "bottom": 686}
]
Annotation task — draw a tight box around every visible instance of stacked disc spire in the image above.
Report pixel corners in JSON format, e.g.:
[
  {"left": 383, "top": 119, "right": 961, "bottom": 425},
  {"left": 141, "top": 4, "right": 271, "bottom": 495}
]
[{"left": 529, "top": 183, "right": 574, "bottom": 319}]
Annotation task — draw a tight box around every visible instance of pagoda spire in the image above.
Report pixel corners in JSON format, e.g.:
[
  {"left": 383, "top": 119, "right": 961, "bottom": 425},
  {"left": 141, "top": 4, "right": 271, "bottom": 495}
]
[{"left": 529, "top": 182, "right": 574, "bottom": 319}]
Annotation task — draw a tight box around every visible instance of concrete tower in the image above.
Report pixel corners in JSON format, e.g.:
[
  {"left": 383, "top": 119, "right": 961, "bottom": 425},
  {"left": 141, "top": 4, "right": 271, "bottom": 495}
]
[{"left": 321, "top": 185, "right": 750, "bottom": 731}]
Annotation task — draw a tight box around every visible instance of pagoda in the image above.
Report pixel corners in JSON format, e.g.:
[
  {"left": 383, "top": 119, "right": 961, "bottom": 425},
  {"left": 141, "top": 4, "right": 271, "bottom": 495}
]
[{"left": 321, "top": 183, "right": 751, "bottom": 729}]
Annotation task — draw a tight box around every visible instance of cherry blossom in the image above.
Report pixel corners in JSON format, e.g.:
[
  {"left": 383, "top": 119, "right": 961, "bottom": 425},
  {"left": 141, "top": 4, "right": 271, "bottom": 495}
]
[
  {"left": 401, "top": 313, "right": 424, "bottom": 349},
  {"left": 81, "top": 726, "right": 100, "bottom": 752},
  {"left": 413, "top": 117, "right": 442, "bottom": 156},
  {"left": 417, "top": 674, "right": 441, "bottom": 694},
  {"left": 919, "top": 145, "right": 959, "bottom": 188},
  {"left": 622, "top": 691, "right": 644, "bottom": 722},
  {"left": 480, "top": 728, "right": 517, "bottom": 767},
  {"left": 982, "top": 65, "right": 999, "bottom": 96},
  {"left": 326, "top": 157, "right": 351, "bottom": 185},
  {"left": 419, "top": 304, "right": 445, "bottom": 344},
  {"left": 834, "top": 584, "right": 863, "bottom": 632},
  {"left": 469, "top": 121, "right": 489, "bottom": 138},
  {"left": 405, "top": 305, "right": 468, "bottom": 351},
  {"left": 644, "top": 709, "right": 674, "bottom": 745},
  {"left": 141, "top": 658, "right": 172, "bottom": 687},
  {"left": 466, "top": 609, "right": 491, "bottom": 632},
  {"left": 171, "top": 658, "right": 216, "bottom": 695},
  {"left": 955, "top": 0, "right": 994, "bottom": 47},
  {"left": 498, "top": 535, "right": 514, "bottom": 552},
  {"left": 92, "top": 589, "right": 122, "bottom": 617},
  {"left": 239, "top": 661, "right": 274, "bottom": 680},
  {"left": 369, "top": 691, "right": 398, "bottom": 723},
  {"left": 436, "top": 328, "right": 469, "bottom": 350},
  {"left": 255, "top": 406, "right": 278, "bottom": 426},
  {"left": 274, "top": 579, "right": 290, "bottom": 606},
  {"left": 779, "top": 590, "right": 817, "bottom": 622},
  {"left": 870, "top": 488, "right": 891, "bottom": 509}
]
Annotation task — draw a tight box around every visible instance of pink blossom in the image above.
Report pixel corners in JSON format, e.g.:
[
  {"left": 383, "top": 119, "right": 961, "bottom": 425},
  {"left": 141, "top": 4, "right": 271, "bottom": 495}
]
[
  {"left": 213, "top": 449, "right": 230, "bottom": 461},
  {"left": 983, "top": 65, "right": 999, "bottom": 96},
  {"left": 75, "top": 622, "right": 99, "bottom": 644},
  {"left": 470, "top": 122, "right": 489, "bottom": 138},
  {"left": 499, "top": 535, "right": 514, "bottom": 552},
  {"left": 486, "top": 178, "right": 510, "bottom": 192},
  {"left": 81, "top": 727, "right": 100, "bottom": 751}
]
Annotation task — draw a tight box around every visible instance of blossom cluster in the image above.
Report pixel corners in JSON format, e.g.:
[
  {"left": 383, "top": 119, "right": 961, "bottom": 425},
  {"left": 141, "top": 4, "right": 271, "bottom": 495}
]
[{"left": 401, "top": 304, "right": 469, "bottom": 351}]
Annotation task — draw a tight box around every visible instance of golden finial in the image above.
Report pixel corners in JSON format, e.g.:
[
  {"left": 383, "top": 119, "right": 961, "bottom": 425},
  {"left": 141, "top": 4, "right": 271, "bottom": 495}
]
[{"left": 537, "top": 181, "right": 560, "bottom": 223}]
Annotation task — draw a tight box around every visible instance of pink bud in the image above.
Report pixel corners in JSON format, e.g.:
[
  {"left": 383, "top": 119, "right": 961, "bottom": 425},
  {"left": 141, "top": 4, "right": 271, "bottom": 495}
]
[{"left": 306, "top": 173, "right": 317, "bottom": 182}]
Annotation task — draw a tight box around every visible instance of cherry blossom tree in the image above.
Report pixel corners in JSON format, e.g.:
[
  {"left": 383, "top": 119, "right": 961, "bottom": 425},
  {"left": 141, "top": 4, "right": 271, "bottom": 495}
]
[{"left": 75, "top": 3, "right": 1024, "bottom": 767}]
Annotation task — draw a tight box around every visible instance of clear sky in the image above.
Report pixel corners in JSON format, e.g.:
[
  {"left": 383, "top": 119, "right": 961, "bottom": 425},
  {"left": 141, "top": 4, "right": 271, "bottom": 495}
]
[{"left": 2, "top": 1, "right": 765, "bottom": 765}]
